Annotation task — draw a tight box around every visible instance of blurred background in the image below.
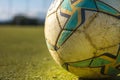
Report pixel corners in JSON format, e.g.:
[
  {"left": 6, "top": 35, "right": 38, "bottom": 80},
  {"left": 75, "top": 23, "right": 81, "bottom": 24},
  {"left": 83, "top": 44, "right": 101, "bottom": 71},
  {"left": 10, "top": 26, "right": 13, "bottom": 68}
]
[
  {"left": 0, "top": 0, "right": 53, "bottom": 25},
  {"left": 0, "top": 0, "right": 78, "bottom": 80}
]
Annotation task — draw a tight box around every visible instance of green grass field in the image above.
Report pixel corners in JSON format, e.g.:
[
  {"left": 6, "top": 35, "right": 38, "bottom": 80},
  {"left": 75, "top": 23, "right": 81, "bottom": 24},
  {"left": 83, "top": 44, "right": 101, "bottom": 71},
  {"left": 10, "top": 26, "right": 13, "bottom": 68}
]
[{"left": 0, "top": 26, "right": 78, "bottom": 80}]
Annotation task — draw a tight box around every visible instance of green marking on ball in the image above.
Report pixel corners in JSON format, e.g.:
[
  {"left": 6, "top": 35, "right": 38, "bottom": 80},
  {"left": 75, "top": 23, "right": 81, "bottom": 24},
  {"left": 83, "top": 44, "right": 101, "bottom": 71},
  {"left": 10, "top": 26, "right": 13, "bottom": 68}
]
[
  {"left": 116, "top": 55, "right": 120, "bottom": 64},
  {"left": 57, "top": 30, "right": 72, "bottom": 46},
  {"left": 61, "top": 0, "right": 72, "bottom": 11},
  {"left": 68, "top": 59, "right": 92, "bottom": 67},
  {"left": 107, "top": 67, "right": 120, "bottom": 76},
  {"left": 96, "top": 1, "right": 120, "bottom": 16},
  {"left": 90, "top": 58, "right": 111, "bottom": 67},
  {"left": 76, "top": 0, "right": 97, "bottom": 10},
  {"left": 64, "top": 10, "right": 78, "bottom": 30}
]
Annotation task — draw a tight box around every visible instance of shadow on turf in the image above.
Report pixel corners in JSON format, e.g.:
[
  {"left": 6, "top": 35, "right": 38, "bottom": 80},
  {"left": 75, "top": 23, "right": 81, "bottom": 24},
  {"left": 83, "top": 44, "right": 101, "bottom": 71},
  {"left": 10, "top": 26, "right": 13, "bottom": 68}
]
[{"left": 79, "top": 76, "right": 120, "bottom": 80}]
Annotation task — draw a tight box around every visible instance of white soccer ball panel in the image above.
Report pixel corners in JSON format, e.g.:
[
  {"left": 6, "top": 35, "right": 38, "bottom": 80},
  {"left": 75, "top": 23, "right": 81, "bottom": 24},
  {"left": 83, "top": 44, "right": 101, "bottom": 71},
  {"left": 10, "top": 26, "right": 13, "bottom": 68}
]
[
  {"left": 47, "top": 0, "right": 62, "bottom": 17},
  {"left": 85, "top": 13, "right": 120, "bottom": 49},
  {"left": 58, "top": 31, "right": 96, "bottom": 62},
  {"left": 96, "top": 45, "right": 119, "bottom": 57},
  {"left": 45, "top": 13, "right": 61, "bottom": 45},
  {"left": 57, "top": 8, "right": 68, "bottom": 29},
  {"left": 77, "top": 11, "right": 98, "bottom": 32}
]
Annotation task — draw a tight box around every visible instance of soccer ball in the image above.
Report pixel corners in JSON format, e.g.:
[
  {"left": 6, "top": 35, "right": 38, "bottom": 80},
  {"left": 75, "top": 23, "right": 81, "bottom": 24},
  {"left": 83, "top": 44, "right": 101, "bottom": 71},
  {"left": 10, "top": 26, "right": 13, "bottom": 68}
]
[{"left": 45, "top": 0, "right": 120, "bottom": 79}]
